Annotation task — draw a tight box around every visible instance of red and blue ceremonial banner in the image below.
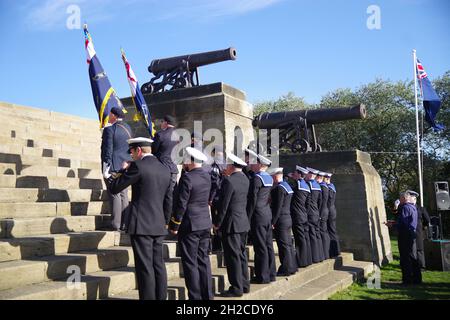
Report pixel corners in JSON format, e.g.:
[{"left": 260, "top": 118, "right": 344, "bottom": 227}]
[
  {"left": 121, "top": 49, "right": 155, "bottom": 138},
  {"left": 416, "top": 59, "right": 444, "bottom": 131},
  {"left": 84, "top": 24, "right": 126, "bottom": 128}
]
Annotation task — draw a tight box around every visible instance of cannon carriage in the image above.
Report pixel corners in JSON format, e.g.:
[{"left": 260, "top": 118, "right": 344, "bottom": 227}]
[{"left": 141, "top": 47, "right": 237, "bottom": 94}]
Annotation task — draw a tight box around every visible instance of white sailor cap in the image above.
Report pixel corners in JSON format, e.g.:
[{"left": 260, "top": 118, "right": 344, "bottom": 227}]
[
  {"left": 226, "top": 152, "right": 247, "bottom": 167},
  {"left": 267, "top": 167, "right": 283, "bottom": 175},
  {"left": 184, "top": 147, "right": 208, "bottom": 163},
  {"left": 244, "top": 148, "right": 258, "bottom": 158},
  {"left": 296, "top": 165, "right": 309, "bottom": 174},
  {"left": 406, "top": 190, "right": 419, "bottom": 197},
  {"left": 127, "top": 137, "right": 154, "bottom": 148},
  {"left": 325, "top": 172, "right": 333, "bottom": 178},
  {"left": 306, "top": 167, "right": 319, "bottom": 174},
  {"left": 257, "top": 154, "right": 272, "bottom": 166},
  {"left": 317, "top": 171, "right": 327, "bottom": 177}
]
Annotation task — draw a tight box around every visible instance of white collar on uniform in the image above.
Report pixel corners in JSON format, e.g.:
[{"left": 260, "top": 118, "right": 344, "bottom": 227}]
[{"left": 141, "top": 153, "right": 154, "bottom": 159}]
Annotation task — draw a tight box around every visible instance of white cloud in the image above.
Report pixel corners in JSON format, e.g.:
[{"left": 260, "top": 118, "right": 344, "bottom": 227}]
[{"left": 23, "top": 0, "right": 284, "bottom": 30}]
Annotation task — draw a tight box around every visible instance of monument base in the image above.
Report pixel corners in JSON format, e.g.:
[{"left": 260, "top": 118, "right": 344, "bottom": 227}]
[
  {"left": 121, "top": 82, "right": 254, "bottom": 153},
  {"left": 280, "top": 150, "right": 392, "bottom": 266}
]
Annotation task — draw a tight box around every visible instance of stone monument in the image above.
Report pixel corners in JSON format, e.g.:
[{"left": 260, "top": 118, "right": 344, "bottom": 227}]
[
  {"left": 281, "top": 150, "right": 392, "bottom": 266},
  {"left": 121, "top": 82, "right": 254, "bottom": 154}
]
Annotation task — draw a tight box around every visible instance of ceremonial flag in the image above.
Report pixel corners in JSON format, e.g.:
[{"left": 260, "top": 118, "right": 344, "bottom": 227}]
[
  {"left": 121, "top": 48, "right": 155, "bottom": 138},
  {"left": 84, "top": 24, "right": 126, "bottom": 128},
  {"left": 416, "top": 58, "right": 444, "bottom": 131}
]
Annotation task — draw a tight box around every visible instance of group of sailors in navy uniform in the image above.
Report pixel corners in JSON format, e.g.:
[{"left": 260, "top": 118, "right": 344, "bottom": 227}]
[{"left": 102, "top": 113, "right": 341, "bottom": 300}]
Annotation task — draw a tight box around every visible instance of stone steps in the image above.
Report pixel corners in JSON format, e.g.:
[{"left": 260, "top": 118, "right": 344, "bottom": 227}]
[
  {"left": 0, "top": 234, "right": 178, "bottom": 263},
  {"left": 0, "top": 102, "right": 101, "bottom": 138},
  {"left": 0, "top": 175, "right": 105, "bottom": 190},
  {"left": 0, "top": 164, "right": 102, "bottom": 179},
  {"left": 279, "top": 260, "right": 374, "bottom": 300},
  {"left": 0, "top": 153, "right": 100, "bottom": 171},
  {"left": 0, "top": 231, "right": 118, "bottom": 263},
  {"left": 0, "top": 215, "right": 111, "bottom": 238},
  {"left": 0, "top": 246, "right": 135, "bottom": 291},
  {"left": 108, "top": 266, "right": 231, "bottom": 300},
  {"left": 0, "top": 201, "right": 109, "bottom": 219},
  {"left": 0, "top": 145, "right": 100, "bottom": 163},
  {"left": 106, "top": 252, "right": 368, "bottom": 301},
  {"left": 0, "top": 266, "right": 137, "bottom": 300},
  {"left": 0, "top": 135, "right": 100, "bottom": 153},
  {"left": 0, "top": 188, "right": 108, "bottom": 203},
  {"left": 215, "top": 253, "right": 353, "bottom": 300}
]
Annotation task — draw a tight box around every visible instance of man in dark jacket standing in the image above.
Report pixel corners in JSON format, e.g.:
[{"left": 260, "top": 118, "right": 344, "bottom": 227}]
[
  {"left": 306, "top": 167, "right": 324, "bottom": 263},
  {"left": 152, "top": 115, "right": 179, "bottom": 215},
  {"left": 289, "top": 165, "right": 312, "bottom": 268},
  {"left": 101, "top": 107, "right": 133, "bottom": 231},
  {"left": 106, "top": 137, "right": 172, "bottom": 300},
  {"left": 247, "top": 152, "right": 277, "bottom": 284},
  {"left": 214, "top": 152, "right": 250, "bottom": 297},
  {"left": 317, "top": 172, "right": 331, "bottom": 260},
  {"left": 397, "top": 191, "right": 422, "bottom": 285},
  {"left": 169, "top": 147, "right": 213, "bottom": 300},
  {"left": 209, "top": 145, "right": 227, "bottom": 252},
  {"left": 325, "top": 173, "right": 340, "bottom": 258},
  {"left": 268, "top": 167, "right": 297, "bottom": 276},
  {"left": 408, "top": 190, "right": 431, "bottom": 269}
]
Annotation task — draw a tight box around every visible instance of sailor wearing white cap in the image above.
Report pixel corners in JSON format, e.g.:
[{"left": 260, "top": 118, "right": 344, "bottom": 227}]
[
  {"left": 315, "top": 171, "right": 330, "bottom": 260},
  {"left": 306, "top": 167, "right": 320, "bottom": 175},
  {"left": 267, "top": 167, "right": 297, "bottom": 276},
  {"left": 324, "top": 173, "right": 340, "bottom": 258},
  {"left": 305, "top": 168, "right": 325, "bottom": 263},
  {"left": 295, "top": 165, "right": 309, "bottom": 175},
  {"left": 169, "top": 147, "right": 213, "bottom": 300},
  {"left": 243, "top": 148, "right": 258, "bottom": 179},
  {"left": 289, "top": 165, "right": 313, "bottom": 267},
  {"left": 214, "top": 152, "right": 251, "bottom": 297},
  {"left": 247, "top": 153, "right": 277, "bottom": 283},
  {"left": 107, "top": 137, "right": 172, "bottom": 300}
]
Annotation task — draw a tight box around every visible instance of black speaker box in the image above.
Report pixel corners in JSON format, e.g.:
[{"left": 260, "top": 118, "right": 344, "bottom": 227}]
[
  {"left": 424, "top": 240, "right": 450, "bottom": 271},
  {"left": 431, "top": 182, "right": 450, "bottom": 212}
]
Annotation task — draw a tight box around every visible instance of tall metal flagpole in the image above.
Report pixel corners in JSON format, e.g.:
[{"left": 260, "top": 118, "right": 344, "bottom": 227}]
[{"left": 413, "top": 49, "right": 424, "bottom": 207}]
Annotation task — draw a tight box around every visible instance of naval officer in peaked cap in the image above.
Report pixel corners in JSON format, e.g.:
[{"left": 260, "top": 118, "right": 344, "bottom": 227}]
[
  {"left": 214, "top": 152, "right": 251, "bottom": 297},
  {"left": 246, "top": 153, "right": 277, "bottom": 284},
  {"left": 106, "top": 137, "right": 172, "bottom": 300},
  {"left": 169, "top": 147, "right": 214, "bottom": 300}
]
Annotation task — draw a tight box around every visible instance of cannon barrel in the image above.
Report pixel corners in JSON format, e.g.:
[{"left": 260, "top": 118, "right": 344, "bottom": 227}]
[
  {"left": 252, "top": 104, "right": 367, "bottom": 129},
  {"left": 149, "top": 47, "right": 237, "bottom": 75}
]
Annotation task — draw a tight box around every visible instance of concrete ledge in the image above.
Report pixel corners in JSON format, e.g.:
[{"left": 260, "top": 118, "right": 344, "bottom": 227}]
[
  {"left": 0, "top": 201, "right": 110, "bottom": 219},
  {"left": 0, "top": 215, "right": 111, "bottom": 238},
  {"left": 0, "top": 246, "right": 134, "bottom": 291},
  {"left": 0, "top": 231, "right": 117, "bottom": 263}
]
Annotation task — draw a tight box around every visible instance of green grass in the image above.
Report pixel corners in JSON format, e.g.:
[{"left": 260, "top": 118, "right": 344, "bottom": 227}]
[{"left": 329, "top": 236, "right": 450, "bottom": 300}]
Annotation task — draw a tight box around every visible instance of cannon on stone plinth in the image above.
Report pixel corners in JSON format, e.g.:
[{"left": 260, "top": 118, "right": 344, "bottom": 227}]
[
  {"left": 141, "top": 47, "right": 237, "bottom": 94},
  {"left": 252, "top": 104, "right": 367, "bottom": 153}
]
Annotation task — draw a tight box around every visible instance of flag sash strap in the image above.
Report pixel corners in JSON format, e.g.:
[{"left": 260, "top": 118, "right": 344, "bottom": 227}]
[{"left": 99, "top": 87, "right": 115, "bottom": 128}]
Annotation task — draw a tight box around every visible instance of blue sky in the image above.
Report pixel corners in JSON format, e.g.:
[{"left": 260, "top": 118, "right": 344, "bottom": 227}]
[{"left": 0, "top": 0, "right": 448, "bottom": 120}]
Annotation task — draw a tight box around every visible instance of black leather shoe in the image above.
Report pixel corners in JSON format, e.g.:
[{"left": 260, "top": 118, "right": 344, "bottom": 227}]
[
  {"left": 250, "top": 278, "right": 270, "bottom": 284},
  {"left": 243, "top": 287, "right": 250, "bottom": 294},
  {"left": 221, "top": 290, "right": 243, "bottom": 297}
]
